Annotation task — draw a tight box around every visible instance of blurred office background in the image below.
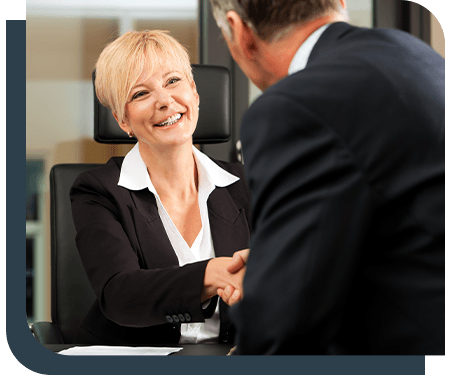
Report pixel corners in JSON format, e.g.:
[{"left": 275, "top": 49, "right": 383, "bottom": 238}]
[{"left": 26, "top": 0, "right": 444, "bottom": 324}]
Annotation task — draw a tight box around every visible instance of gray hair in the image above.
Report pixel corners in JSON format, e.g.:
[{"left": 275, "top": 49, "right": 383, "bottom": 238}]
[
  {"left": 209, "top": 0, "right": 347, "bottom": 42},
  {"left": 209, "top": 0, "right": 247, "bottom": 40}
]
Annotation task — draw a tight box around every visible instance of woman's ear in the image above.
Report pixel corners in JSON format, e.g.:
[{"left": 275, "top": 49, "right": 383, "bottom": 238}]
[
  {"left": 113, "top": 112, "right": 132, "bottom": 134},
  {"left": 191, "top": 80, "right": 200, "bottom": 105}
]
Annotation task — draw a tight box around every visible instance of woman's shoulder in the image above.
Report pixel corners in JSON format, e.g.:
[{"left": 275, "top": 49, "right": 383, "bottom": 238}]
[{"left": 71, "top": 157, "right": 125, "bottom": 193}]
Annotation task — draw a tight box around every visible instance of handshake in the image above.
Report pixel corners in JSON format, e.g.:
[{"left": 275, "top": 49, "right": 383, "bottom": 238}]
[{"left": 202, "top": 249, "right": 249, "bottom": 307}]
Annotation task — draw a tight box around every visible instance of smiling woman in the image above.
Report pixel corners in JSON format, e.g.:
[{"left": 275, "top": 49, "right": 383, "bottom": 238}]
[
  {"left": 95, "top": 31, "right": 194, "bottom": 123},
  {"left": 26, "top": 5, "right": 201, "bottom": 328},
  {"left": 69, "top": 30, "right": 252, "bottom": 346},
  {"left": 96, "top": 32, "right": 201, "bottom": 156}
]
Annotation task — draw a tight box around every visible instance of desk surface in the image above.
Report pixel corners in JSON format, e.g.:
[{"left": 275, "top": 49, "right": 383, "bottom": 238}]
[{"left": 44, "top": 343, "right": 234, "bottom": 356}]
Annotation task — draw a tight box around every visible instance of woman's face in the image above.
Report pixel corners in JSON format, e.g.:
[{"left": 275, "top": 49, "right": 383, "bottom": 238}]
[{"left": 117, "top": 61, "right": 199, "bottom": 151}]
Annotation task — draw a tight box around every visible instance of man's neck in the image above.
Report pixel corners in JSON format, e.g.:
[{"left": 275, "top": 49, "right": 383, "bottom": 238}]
[{"left": 257, "top": 13, "right": 346, "bottom": 89}]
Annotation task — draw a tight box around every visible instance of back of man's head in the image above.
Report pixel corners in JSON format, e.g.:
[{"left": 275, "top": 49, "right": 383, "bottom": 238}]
[{"left": 209, "top": 0, "right": 343, "bottom": 42}]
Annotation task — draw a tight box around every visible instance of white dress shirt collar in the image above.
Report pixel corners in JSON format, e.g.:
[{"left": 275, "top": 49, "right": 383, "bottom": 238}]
[
  {"left": 118, "top": 143, "right": 239, "bottom": 194},
  {"left": 288, "top": 23, "right": 332, "bottom": 75}
]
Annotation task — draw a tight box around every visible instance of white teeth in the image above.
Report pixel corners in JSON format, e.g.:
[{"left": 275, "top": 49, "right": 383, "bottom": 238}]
[{"left": 155, "top": 113, "right": 182, "bottom": 127}]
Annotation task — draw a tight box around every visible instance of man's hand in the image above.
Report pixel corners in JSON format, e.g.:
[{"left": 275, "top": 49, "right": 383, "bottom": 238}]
[
  {"left": 217, "top": 285, "right": 242, "bottom": 306},
  {"left": 227, "top": 249, "right": 250, "bottom": 273},
  {"left": 216, "top": 249, "right": 250, "bottom": 306},
  {"left": 202, "top": 257, "right": 245, "bottom": 303}
]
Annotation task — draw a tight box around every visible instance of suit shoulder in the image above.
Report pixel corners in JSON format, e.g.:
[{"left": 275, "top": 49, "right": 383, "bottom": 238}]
[
  {"left": 71, "top": 157, "right": 124, "bottom": 192},
  {"left": 79, "top": 157, "right": 123, "bottom": 179}
]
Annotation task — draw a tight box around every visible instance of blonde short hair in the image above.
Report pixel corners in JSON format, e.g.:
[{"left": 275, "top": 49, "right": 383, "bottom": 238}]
[{"left": 95, "top": 30, "right": 193, "bottom": 123}]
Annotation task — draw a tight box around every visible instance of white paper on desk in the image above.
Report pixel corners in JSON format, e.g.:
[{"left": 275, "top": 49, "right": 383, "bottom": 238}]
[{"left": 57, "top": 346, "right": 183, "bottom": 356}]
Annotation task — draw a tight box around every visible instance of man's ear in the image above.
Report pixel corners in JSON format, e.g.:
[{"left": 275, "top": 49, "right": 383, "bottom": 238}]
[{"left": 226, "top": 11, "right": 259, "bottom": 60}]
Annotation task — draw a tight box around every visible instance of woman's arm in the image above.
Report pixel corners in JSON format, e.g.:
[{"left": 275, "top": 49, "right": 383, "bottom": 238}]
[{"left": 70, "top": 170, "right": 243, "bottom": 328}]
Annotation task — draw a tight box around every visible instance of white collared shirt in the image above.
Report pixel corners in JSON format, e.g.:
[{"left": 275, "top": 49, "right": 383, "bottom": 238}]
[
  {"left": 288, "top": 23, "right": 332, "bottom": 75},
  {"left": 118, "top": 143, "right": 239, "bottom": 343}
]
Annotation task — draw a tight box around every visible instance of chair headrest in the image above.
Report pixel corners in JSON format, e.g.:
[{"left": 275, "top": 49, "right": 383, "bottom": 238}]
[{"left": 93, "top": 64, "right": 231, "bottom": 144}]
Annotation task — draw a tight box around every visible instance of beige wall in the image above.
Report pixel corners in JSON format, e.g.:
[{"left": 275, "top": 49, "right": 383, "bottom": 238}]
[
  {"left": 27, "top": 17, "right": 198, "bottom": 82},
  {"left": 430, "top": 13, "right": 445, "bottom": 58}
]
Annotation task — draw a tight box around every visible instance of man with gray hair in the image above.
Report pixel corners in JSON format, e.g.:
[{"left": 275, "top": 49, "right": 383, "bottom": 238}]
[{"left": 210, "top": 0, "right": 445, "bottom": 355}]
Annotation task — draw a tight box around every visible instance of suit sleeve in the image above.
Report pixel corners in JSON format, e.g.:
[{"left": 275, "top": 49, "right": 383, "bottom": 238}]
[
  {"left": 70, "top": 171, "right": 210, "bottom": 328},
  {"left": 232, "top": 93, "right": 374, "bottom": 354}
]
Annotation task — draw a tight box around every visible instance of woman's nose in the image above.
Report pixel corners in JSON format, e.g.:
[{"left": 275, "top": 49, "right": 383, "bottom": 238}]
[{"left": 154, "top": 89, "right": 173, "bottom": 110}]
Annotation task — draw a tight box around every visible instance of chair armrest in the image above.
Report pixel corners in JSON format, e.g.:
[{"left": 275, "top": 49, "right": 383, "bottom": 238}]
[{"left": 30, "top": 322, "right": 64, "bottom": 344}]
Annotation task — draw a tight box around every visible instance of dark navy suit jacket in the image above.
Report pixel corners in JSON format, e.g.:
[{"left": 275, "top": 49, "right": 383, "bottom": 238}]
[
  {"left": 70, "top": 156, "right": 251, "bottom": 346},
  {"left": 232, "top": 22, "right": 445, "bottom": 355}
]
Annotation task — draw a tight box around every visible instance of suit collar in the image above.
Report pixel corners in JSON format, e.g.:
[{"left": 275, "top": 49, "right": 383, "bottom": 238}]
[
  {"left": 129, "top": 188, "right": 159, "bottom": 223},
  {"left": 207, "top": 187, "right": 241, "bottom": 225},
  {"left": 208, "top": 187, "right": 247, "bottom": 258},
  {"left": 129, "top": 184, "right": 245, "bottom": 259},
  {"left": 307, "top": 22, "right": 357, "bottom": 65},
  {"left": 288, "top": 23, "right": 332, "bottom": 75},
  {"left": 129, "top": 183, "right": 241, "bottom": 227}
]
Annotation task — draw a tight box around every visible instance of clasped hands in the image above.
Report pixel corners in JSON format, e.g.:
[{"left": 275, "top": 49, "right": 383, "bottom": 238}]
[{"left": 202, "top": 249, "right": 249, "bottom": 306}]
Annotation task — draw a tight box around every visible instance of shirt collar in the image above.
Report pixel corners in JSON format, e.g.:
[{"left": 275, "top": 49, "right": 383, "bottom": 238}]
[
  {"left": 117, "top": 143, "right": 239, "bottom": 195},
  {"left": 192, "top": 146, "right": 239, "bottom": 188},
  {"left": 288, "top": 23, "right": 332, "bottom": 75},
  {"left": 117, "top": 142, "right": 156, "bottom": 193}
]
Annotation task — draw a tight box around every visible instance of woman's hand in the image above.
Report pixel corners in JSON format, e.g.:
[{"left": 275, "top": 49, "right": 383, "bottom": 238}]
[{"left": 202, "top": 256, "right": 246, "bottom": 304}]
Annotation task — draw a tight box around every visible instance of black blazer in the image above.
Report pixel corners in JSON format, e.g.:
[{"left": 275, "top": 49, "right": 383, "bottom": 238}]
[
  {"left": 231, "top": 22, "right": 445, "bottom": 355},
  {"left": 70, "top": 156, "right": 251, "bottom": 346}
]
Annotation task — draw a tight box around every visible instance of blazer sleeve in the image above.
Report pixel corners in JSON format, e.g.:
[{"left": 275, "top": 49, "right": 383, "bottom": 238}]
[
  {"left": 70, "top": 170, "right": 210, "bottom": 328},
  {"left": 232, "top": 93, "right": 374, "bottom": 354}
]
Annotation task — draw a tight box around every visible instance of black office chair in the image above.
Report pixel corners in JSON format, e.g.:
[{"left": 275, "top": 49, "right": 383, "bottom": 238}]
[{"left": 30, "top": 65, "right": 232, "bottom": 344}]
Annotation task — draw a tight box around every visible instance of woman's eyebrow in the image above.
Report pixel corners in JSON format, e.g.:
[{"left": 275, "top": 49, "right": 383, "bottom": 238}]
[
  {"left": 129, "top": 83, "right": 145, "bottom": 93},
  {"left": 163, "top": 70, "right": 180, "bottom": 77},
  {"left": 130, "top": 70, "right": 181, "bottom": 91}
]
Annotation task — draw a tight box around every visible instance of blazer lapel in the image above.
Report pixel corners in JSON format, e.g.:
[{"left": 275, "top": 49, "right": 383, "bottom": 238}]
[
  {"left": 128, "top": 189, "right": 179, "bottom": 268},
  {"left": 208, "top": 187, "right": 251, "bottom": 258},
  {"left": 208, "top": 186, "right": 251, "bottom": 341},
  {"left": 126, "top": 186, "right": 250, "bottom": 267},
  {"left": 129, "top": 188, "right": 159, "bottom": 223}
]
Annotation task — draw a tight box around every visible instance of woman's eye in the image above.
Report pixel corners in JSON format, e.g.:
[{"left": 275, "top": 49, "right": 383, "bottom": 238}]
[
  {"left": 168, "top": 77, "right": 181, "bottom": 85},
  {"left": 132, "top": 91, "right": 146, "bottom": 100}
]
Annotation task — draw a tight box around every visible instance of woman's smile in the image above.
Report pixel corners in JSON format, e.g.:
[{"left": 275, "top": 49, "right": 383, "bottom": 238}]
[{"left": 154, "top": 113, "right": 183, "bottom": 127}]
